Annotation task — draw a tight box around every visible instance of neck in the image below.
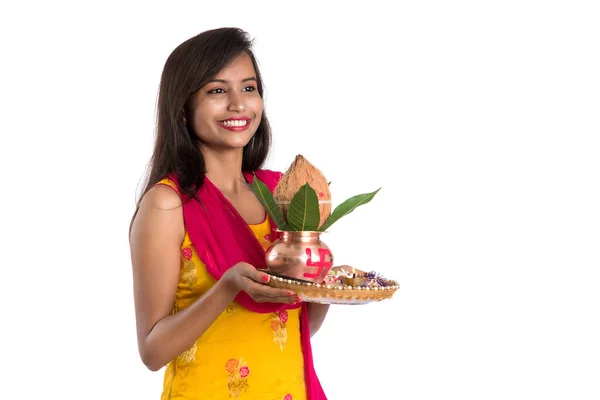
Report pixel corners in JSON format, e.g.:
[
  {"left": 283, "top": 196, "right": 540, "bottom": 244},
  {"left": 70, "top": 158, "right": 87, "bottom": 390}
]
[{"left": 202, "top": 148, "right": 247, "bottom": 195}]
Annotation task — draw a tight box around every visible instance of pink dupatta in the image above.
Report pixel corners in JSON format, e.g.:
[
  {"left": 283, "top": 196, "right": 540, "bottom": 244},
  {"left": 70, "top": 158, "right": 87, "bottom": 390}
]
[{"left": 164, "top": 169, "right": 326, "bottom": 399}]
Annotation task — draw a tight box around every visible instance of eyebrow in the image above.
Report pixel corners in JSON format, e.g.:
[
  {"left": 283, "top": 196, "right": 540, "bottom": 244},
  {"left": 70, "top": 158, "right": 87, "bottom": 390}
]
[{"left": 208, "top": 77, "right": 257, "bottom": 84}]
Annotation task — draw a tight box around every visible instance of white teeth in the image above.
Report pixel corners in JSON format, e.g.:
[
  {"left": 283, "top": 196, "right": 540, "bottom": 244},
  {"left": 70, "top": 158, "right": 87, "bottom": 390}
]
[{"left": 220, "top": 119, "right": 248, "bottom": 127}]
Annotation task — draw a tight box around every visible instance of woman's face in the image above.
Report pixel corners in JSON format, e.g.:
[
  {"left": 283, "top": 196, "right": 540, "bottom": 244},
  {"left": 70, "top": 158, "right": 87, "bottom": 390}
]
[{"left": 187, "top": 52, "right": 263, "bottom": 151}]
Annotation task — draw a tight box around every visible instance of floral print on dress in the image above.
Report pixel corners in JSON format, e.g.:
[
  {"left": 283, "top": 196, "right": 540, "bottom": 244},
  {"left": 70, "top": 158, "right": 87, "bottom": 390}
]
[
  {"left": 225, "top": 358, "right": 250, "bottom": 399},
  {"left": 284, "top": 395, "right": 293, "bottom": 400},
  {"left": 181, "top": 247, "right": 193, "bottom": 260},
  {"left": 177, "top": 341, "right": 197, "bottom": 365},
  {"left": 271, "top": 310, "right": 288, "bottom": 351},
  {"left": 181, "top": 260, "right": 197, "bottom": 285}
]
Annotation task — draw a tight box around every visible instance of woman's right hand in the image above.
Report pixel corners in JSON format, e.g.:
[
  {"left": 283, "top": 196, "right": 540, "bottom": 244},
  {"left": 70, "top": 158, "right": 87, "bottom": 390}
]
[{"left": 222, "top": 262, "right": 300, "bottom": 304}]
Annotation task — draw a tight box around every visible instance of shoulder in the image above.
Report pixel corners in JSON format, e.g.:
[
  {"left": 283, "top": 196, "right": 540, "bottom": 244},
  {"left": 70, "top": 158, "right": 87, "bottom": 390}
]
[
  {"left": 140, "top": 180, "right": 183, "bottom": 211},
  {"left": 130, "top": 179, "right": 185, "bottom": 244}
]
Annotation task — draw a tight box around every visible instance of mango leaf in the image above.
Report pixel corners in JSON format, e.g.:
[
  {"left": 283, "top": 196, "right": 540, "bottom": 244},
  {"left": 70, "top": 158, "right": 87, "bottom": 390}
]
[
  {"left": 287, "top": 183, "right": 320, "bottom": 231},
  {"left": 250, "top": 175, "right": 290, "bottom": 230},
  {"left": 319, "top": 188, "right": 381, "bottom": 231}
]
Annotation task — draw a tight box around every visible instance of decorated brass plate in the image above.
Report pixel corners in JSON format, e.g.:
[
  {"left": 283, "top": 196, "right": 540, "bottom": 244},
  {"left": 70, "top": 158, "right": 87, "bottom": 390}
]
[{"left": 265, "top": 272, "right": 400, "bottom": 305}]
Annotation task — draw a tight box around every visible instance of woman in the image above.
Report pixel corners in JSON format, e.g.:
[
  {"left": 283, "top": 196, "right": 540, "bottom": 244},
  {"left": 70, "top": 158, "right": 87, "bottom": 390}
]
[{"left": 129, "top": 27, "right": 329, "bottom": 399}]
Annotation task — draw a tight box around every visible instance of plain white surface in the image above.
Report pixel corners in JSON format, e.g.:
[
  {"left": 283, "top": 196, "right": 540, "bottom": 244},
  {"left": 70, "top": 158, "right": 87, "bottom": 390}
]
[{"left": 1, "top": 1, "right": 599, "bottom": 399}]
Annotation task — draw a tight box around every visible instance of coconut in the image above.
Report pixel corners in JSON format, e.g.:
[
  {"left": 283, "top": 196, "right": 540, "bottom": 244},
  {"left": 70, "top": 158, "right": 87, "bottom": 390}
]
[{"left": 274, "top": 154, "right": 331, "bottom": 228}]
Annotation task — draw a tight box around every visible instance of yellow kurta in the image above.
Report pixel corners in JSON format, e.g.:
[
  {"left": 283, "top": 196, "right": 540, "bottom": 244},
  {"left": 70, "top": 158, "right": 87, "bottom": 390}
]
[{"left": 158, "top": 179, "right": 306, "bottom": 400}]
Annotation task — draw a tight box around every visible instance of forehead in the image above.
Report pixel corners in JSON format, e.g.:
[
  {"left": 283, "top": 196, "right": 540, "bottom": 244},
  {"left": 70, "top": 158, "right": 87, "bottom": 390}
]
[{"left": 213, "top": 52, "right": 256, "bottom": 79}]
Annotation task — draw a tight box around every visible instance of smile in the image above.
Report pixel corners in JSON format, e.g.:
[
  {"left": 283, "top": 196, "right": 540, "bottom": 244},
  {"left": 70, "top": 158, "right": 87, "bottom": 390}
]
[{"left": 218, "top": 118, "right": 252, "bottom": 131}]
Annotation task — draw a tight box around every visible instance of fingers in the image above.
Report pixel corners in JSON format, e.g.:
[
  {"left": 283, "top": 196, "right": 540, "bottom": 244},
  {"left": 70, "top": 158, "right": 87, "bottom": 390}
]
[
  {"left": 236, "top": 263, "right": 270, "bottom": 283},
  {"left": 242, "top": 277, "right": 299, "bottom": 304},
  {"left": 255, "top": 270, "right": 271, "bottom": 284},
  {"left": 234, "top": 263, "right": 301, "bottom": 304}
]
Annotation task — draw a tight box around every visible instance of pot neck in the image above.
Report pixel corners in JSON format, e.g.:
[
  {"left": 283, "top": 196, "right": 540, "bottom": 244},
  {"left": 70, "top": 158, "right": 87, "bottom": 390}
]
[{"left": 279, "top": 230, "right": 323, "bottom": 242}]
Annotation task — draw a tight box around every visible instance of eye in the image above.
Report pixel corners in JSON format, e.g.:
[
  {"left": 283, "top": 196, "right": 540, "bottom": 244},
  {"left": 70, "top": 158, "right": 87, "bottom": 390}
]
[
  {"left": 242, "top": 86, "right": 256, "bottom": 92},
  {"left": 208, "top": 88, "right": 226, "bottom": 94}
]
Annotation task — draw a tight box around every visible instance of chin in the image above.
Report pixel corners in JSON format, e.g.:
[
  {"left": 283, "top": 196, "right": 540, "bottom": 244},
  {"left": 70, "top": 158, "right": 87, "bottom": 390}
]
[
  {"left": 220, "top": 138, "right": 252, "bottom": 150},
  {"left": 229, "top": 133, "right": 256, "bottom": 148},
  {"left": 204, "top": 130, "right": 256, "bottom": 150}
]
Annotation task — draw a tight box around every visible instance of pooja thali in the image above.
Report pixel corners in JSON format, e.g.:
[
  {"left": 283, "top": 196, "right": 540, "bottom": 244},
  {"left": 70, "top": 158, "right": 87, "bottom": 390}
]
[
  {"left": 250, "top": 154, "right": 399, "bottom": 305},
  {"left": 266, "top": 270, "right": 400, "bottom": 305}
]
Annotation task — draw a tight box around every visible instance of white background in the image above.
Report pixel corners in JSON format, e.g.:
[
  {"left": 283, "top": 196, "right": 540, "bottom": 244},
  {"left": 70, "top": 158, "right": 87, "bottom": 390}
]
[{"left": 1, "top": 1, "right": 599, "bottom": 399}]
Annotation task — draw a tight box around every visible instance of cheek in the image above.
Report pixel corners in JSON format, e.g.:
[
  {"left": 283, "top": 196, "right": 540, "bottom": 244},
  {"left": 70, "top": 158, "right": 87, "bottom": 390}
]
[
  {"left": 250, "top": 96, "right": 264, "bottom": 115},
  {"left": 252, "top": 113, "right": 263, "bottom": 130},
  {"left": 191, "top": 111, "right": 210, "bottom": 133},
  {"left": 192, "top": 102, "right": 219, "bottom": 128},
  {"left": 251, "top": 98, "right": 264, "bottom": 128}
]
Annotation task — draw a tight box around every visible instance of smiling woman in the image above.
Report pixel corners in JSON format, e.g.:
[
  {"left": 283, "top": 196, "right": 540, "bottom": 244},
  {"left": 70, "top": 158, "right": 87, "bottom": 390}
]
[
  {"left": 187, "top": 53, "right": 263, "bottom": 149},
  {"left": 129, "top": 28, "right": 329, "bottom": 400}
]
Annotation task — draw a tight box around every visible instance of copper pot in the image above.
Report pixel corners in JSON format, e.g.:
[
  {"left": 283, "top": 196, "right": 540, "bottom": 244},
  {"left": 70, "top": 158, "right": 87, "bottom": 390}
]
[{"left": 265, "top": 231, "right": 334, "bottom": 284}]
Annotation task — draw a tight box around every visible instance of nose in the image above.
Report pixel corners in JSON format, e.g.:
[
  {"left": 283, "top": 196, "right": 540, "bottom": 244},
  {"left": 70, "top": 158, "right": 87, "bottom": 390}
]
[{"left": 227, "top": 91, "right": 246, "bottom": 112}]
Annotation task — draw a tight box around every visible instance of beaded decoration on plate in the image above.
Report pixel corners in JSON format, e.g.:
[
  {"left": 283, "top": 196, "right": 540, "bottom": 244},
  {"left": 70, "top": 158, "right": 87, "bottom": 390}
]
[{"left": 266, "top": 269, "right": 399, "bottom": 305}]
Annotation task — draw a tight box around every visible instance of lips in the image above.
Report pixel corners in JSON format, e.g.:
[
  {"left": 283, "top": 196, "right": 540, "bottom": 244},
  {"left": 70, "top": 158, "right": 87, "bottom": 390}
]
[{"left": 217, "top": 117, "right": 253, "bottom": 131}]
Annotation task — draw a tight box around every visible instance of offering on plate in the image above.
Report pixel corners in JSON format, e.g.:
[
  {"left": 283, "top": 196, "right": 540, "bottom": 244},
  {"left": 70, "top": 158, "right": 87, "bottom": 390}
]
[{"left": 251, "top": 155, "right": 399, "bottom": 304}]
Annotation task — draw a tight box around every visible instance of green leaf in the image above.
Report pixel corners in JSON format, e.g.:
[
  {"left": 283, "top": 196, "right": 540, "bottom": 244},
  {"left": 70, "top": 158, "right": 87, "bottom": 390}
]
[
  {"left": 250, "top": 175, "right": 290, "bottom": 230},
  {"left": 287, "top": 183, "right": 320, "bottom": 231},
  {"left": 319, "top": 188, "right": 381, "bottom": 231}
]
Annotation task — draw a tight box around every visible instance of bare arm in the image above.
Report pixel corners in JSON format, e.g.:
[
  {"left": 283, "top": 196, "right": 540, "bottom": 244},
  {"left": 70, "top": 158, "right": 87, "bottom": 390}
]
[
  {"left": 130, "top": 186, "right": 296, "bottom": 371},
  {"left": 307, "top": 303, "right": 330, "bottom": 337}
]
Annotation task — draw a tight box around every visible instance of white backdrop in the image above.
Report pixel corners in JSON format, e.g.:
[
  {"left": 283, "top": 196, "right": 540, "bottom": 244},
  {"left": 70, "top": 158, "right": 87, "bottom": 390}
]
[{"left": 1, "top": 1, "right": 599, "bottom": 399}]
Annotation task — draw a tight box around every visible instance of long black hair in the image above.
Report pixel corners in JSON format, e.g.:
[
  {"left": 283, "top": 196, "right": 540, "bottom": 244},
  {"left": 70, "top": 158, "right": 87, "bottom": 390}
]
[{"left": 135, "top": 27, "right": 271, "bottom": 212}]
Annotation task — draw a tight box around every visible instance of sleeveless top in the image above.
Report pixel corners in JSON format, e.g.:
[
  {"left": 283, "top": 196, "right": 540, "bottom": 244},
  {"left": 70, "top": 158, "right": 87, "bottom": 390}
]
[{"left": 157, "top": 178, "right": 306, "bottom": 400}]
